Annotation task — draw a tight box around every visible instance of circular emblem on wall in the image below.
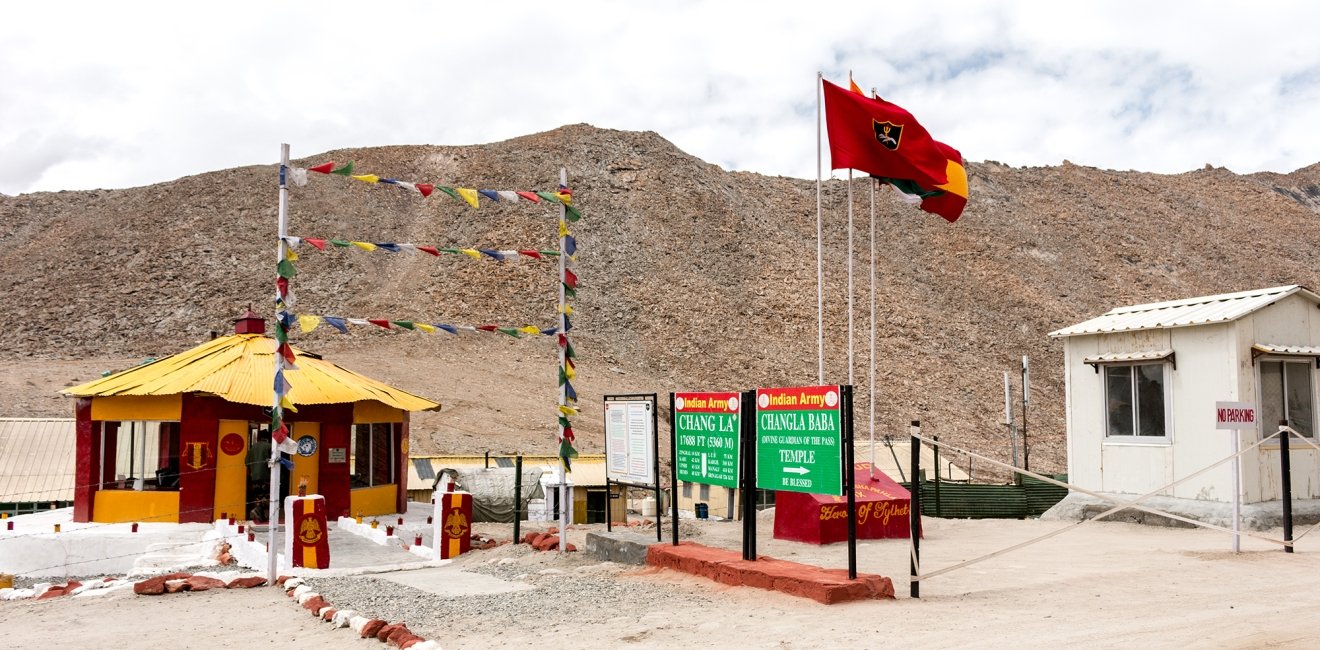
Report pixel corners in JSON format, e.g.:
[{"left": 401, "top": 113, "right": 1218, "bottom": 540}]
[
  {"left": 674, "top": 396, "right": 686, "bottom": 411},
  {"left": 220, "top": 433, "right": 245, "bottom": 456},
  {"left": 758, "top": 393, "right": 770, "bottom": 409},
  {"left": 825, "top": 390, "right": 838, "bottom": 408},
  {"left": 296, "top": 435, "right": 318, "bottom": 457},
  {"left": 727, "top": 396, "right": 739, "bottom": 412}
]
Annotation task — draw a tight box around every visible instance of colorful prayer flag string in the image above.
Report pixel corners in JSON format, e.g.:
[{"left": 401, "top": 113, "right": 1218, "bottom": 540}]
[
  {"left": 283, "top": 236, "right": 559, "bottom": 261},
  {"left": 294, "top": 313, "right": 560, "bottom": 338},
  {"left": 291, "top": 161, "right": 580, "bottom": 220}
]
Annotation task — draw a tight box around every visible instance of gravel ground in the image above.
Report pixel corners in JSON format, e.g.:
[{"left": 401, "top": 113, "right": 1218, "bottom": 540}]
[{"left": 303, "top": 539, "right": 717, "bottom": 639}]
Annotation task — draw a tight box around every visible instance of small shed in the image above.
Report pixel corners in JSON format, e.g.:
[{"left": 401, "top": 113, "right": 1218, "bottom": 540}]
[
  {"left": 61, "top": 314, "right": 440, "bottom": 524},
  {"left": 0, "top": 419, "right": 76, "bottom": 516},
  {"left": 1050, "top": 285, "right": 1320, "bottom": 509}
]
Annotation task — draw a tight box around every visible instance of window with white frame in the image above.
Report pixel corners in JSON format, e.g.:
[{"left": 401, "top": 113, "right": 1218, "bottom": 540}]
[
  {"left": 1104, "top": 363, "right": 1168, "bottom": 438},
  {"left": 1259, "top": 359, "right": 1314, "bottom": 438}
]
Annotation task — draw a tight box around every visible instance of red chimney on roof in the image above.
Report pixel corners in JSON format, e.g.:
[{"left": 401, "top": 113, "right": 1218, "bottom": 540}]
[{"left": 234, "top": 308, "right": 266, "bottom": 335}]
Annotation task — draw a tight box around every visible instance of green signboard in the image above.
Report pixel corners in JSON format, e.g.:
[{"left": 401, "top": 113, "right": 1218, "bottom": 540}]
[
  {"left": 674, "top": 392, "right": 741, "bottom": 488},
  {"left": 754, "top": 385, "right": 843, "bottom": 495}
]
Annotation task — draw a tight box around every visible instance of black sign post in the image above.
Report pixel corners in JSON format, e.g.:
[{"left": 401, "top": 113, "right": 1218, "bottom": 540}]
[
  {"left": 741, "top": 389, "right": 756, "bottom": 561},
  {"left": 843, "top": 385, "right": 857, "bottom": 580},
  {"left": 669, "top": 392, "right": 680, "bottom": 546},
  {"left": 910, "top": 420, "right": 922, "bottom": 598}
]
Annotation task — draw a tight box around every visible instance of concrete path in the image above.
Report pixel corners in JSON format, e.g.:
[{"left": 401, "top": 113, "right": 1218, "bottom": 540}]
[
  {"left": 375, "top": 565, "right": 534, "bottom": 596},
  {"left": 322, "top": 526, "right": 424, "bottom": 570}
]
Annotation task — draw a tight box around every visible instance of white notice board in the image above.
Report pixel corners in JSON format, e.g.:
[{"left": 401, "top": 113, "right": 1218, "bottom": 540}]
[
  {"left": 1215, "top": 401, "right": 1257, "bottom": 430},
  {"left": 605, "top": 400, "right": 656, "bottom": 486}
]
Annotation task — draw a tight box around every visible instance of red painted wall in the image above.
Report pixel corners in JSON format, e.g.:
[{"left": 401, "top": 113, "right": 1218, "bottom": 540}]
[
  {"left": 100, "top": 423, "right": 118, "bottom": 489},
  {"left": 396, "top": 417, "right": 410, "bottom": 514},
  {"left": 310, "top": 403, "right": 352, "bottom": 519},
  {"left": 73, "top": 398, "right": 97, "bottom": 522},
  {"left": 178, "top": 394, "right": 221, "bottom": 523}
]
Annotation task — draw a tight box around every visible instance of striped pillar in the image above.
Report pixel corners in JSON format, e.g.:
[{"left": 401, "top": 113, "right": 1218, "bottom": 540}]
[
  {"left": 283, "top": 494, "right": 329, "bottom": 569},
  {"left": 435, "top": 492, "right": 472, "bottom": 559}
]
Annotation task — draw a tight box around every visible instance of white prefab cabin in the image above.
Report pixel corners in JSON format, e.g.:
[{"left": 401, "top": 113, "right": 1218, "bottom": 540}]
[{"left": 1050, "top": 285, "right": 1320, "bottom": 505}]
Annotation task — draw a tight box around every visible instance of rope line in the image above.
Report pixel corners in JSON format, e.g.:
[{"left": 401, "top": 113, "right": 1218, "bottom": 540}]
[
  {"left": 1, "top": 456, "right": 285, "bottom": 503},
  {"left": 911, "top": 430, "right": 1289, "bottom": 583},
  {"left": 1278, "top": 429, "right": 1320, "bottom": 542},
  {"left": 0, "top": 503, "right": 272, "bottom": 542}
]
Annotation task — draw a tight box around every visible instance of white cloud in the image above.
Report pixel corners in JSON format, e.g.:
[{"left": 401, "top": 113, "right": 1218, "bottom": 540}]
[{"left": 2, "top": 1, "right": 1319, "bottom": 194}]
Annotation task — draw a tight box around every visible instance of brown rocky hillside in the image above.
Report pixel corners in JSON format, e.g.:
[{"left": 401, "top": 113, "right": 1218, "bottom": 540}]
[{"left": 3, "top": 124, "right": 1319, "bottom": 478}]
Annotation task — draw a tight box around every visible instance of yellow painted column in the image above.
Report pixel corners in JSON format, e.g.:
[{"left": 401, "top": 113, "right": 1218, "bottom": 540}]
[
  {"left": 213, "top": 420, "right": 249, "bottom": 521},
  {"left": 291, "top": 421, "right": 321, "bottom": 496}
]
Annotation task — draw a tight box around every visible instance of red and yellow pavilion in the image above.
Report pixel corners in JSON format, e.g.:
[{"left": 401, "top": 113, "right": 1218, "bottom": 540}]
[{"left": 62, "top": 313, "right": 439, "bottom": 524}]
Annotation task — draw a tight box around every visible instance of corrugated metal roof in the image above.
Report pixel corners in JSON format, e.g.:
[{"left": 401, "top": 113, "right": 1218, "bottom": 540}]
[
  {"left": 1083, "top": 350, "right": 1174, "bottom": 364},
  {"left": 1254, "top": 343, "right": 1320, "bottom": 356},
  {"left": 0, "top": 419, "right": 76, "bottom": 503},
  {"left": 62, "top": 334, "right": 439, "bottom": 412},
  {"left": 1049, "top": 285, "right": 1320, "bottom": 338}
]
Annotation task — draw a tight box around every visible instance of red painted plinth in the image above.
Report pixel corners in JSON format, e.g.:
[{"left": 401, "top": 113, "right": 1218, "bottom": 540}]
[
  {"left": 647, "top": 542, "right": 895, "bottom": 604},
  {"left": 773, "top": 463, "right": 914, "bottom": 545},
  {"left": 438, "top": 492, "right": 472, "bottom": 559},
  {"left": 285, "top": 495, "right": 330, "bottom": 569}
]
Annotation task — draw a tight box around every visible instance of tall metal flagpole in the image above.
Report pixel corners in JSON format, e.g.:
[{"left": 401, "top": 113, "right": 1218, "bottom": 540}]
[
  {"left": 815, "top": 71, "right": 825, "bottom": 385},
  {"left": 868, "top": 174, "right": 877, "bottom": 477},
  {"left": 847, "top": 170, "right": 854, "bottom": 390},
  {"left": 557, "top": 167, "right": 569, "bottom": 554},
  {"left": 268, "top": 143, "right": 290, "bottom": 582}
]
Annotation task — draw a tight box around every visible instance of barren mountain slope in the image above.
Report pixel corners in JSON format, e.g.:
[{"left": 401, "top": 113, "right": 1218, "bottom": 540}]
[{"left": 3, "top": 125, "right": 1319, "bottom": 477}]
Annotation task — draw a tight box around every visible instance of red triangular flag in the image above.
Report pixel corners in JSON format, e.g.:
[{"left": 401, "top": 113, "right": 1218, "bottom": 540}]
[
  {"left": 307, "top": 162, "right": 335, "bottom": 174},
  {"left": 304, "top": 238, "right": 327, "bottom": 251},
  {"left": 417, "top": 183, "right": 434, "bottom": 198},
  {"left": 563, "top": 268, "right": 578, "bottom": 288},
  {"left": 277, "top": 342, "right": 297, "bottom": 365},
  {"left": 272, "top": 422, "right": 289, "bottom": 443},
  {"left": 518, "top": 249, "right": 543, "bottom": 260},
  {"left": 516, "top": 191, "right": 541, "bottom": 203},
  {"left": 417, "top": 246, "right": 440, "bottom": 256},
  {"left": 558, "top": 334, "right": 567, "bottom": 347},
  {"left": 368, "top": 319, "right": 393, "bottom": 329},
  {"left": 276, "top": 277, "right": 288, "bottom": 298},
  {"left": 477, "top": 324, "right": 498, "bottom": 332}
]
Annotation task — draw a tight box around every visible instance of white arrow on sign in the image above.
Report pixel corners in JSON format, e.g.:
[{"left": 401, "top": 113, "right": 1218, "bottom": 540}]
[{"left": 784, "top": 466, "right": 810, "bottom": 475}]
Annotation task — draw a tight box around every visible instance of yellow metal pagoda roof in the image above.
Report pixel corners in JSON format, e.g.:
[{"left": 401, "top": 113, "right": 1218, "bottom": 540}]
[{"left": 62, "top": 334, "right": 439, "bottom": 412}]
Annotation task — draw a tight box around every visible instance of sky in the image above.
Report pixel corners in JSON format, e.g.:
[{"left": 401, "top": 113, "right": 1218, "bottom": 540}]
[{"left": 3, "top": 1, "right": 1319, "bottom": 195}]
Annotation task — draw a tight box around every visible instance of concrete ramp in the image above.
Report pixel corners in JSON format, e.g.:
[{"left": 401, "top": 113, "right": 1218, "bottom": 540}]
[{"left": 375, "top": 566, "right": 534, "bottom": 596}]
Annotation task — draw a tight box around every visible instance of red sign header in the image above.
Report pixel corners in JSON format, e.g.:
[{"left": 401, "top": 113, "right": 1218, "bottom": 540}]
[
  {"left": 755, "top": 385, "right": 842, "bottom": 412},
  {"left": 674, "top": 392, "right": 740, "bottom": 414}
]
